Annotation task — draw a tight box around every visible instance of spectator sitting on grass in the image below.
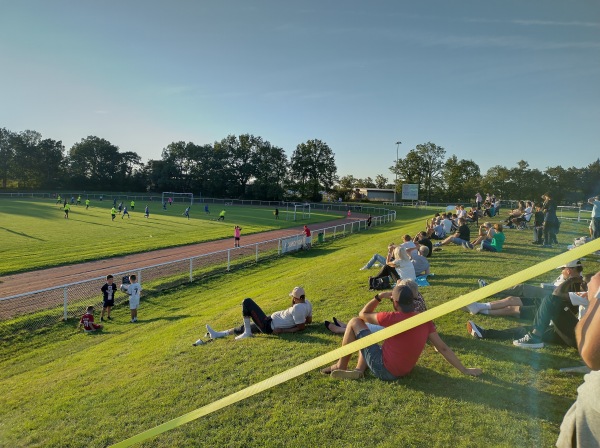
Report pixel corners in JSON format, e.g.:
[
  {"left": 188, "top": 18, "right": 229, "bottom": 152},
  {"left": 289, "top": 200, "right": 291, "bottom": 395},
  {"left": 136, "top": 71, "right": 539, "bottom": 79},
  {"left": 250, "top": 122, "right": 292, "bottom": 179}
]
[
  {"left": 370, "top": 246, "right": 416, "bottom": 282},
  {"left": 470, "top": 222, "right": 495, "bottom": 247},
  {"left": 478, "top": 223, "right": 505, "bottom": 252},
  {"left": 325, "top": 279, "right": 427, "bottom": 334},
  {"left": 320, "top": 285, "right": 482, "bottom": 380},
  {"left": 413, "top": 231, "right": 433, "bottom": 258},
  {"left": 410, "top": 246, "right": 430, "bottom": 276},
  {"left": 464, "top": 260, "right": 586, "bottom": 318},
  {"left": 433, "top": 218, "right": 471, "bottom": 249},
  {"left": 467, "top": 266, "right": 589, "bottom": 349},
  {"left": 360, "top": 242, "right": 395, "bottom": 271}
]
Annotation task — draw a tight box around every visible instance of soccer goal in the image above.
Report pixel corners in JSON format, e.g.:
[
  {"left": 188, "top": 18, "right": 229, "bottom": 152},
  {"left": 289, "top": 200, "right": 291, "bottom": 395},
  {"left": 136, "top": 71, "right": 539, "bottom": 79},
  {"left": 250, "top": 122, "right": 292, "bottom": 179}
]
[
  {"left": 161, "top": 192, "right": 194, "bottom": 206},
  {"left": 292, "top": 203, "right": 311, "bottom": 221}
]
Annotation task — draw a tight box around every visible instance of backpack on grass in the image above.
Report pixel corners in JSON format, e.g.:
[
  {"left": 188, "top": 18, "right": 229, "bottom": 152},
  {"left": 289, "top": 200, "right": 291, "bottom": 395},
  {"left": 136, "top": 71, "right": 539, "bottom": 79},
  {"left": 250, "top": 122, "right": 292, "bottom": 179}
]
[{"left": 369, "top": 276, "right": 391, "bottom": 290}]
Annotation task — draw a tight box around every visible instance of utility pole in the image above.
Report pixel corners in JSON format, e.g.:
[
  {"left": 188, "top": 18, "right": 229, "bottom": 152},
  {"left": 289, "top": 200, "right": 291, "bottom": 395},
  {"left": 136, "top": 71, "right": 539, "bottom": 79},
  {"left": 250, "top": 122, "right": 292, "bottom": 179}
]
[{"left": 395, "top": 141, "right": 401, "bottom": 203}]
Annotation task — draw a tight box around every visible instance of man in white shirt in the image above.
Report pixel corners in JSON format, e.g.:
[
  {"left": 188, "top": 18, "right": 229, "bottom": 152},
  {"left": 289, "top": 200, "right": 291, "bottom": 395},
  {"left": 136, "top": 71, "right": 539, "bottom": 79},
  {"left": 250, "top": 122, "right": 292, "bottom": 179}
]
[{"left": 202, "top": 287, "right": 313, "bottom": 342}]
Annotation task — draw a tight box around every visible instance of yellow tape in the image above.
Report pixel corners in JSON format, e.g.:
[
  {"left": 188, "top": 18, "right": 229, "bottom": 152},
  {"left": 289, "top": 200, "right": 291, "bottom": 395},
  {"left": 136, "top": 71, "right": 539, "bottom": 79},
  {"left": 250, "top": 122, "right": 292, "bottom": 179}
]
[{"left": 112, "top": 240, "right": 600, "bottom": 447}]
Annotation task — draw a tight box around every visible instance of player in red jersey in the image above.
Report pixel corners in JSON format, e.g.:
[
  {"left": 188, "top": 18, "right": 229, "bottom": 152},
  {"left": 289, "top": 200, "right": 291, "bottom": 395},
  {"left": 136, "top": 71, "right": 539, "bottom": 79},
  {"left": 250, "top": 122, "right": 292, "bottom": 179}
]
[{"left": 79, "top": 306, "right": 103, "bottom": 332}]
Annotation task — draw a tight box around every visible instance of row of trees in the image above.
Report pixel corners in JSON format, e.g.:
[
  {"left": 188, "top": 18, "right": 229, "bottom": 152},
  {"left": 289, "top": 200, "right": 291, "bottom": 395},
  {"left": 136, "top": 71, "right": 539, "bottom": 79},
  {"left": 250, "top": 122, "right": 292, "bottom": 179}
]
[
  {"left": 337, "top": 142, "right": 600, "bottom": 204},
  {"left": 2, "top": 127, "right": 598, "bottom": 203},
  {"left": 0, "top": 128, "right": 337, "bottom": 201}
]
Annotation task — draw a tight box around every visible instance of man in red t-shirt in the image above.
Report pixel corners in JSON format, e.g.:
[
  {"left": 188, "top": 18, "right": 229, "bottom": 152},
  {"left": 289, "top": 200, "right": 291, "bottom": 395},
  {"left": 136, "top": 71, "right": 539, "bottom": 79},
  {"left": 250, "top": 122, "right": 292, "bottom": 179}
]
[
  {"left": 79, "top": 306, "right": 103, "bottom": 332},
  {"left": 322, "top": 285, "right": 482, "bottom": 380}
]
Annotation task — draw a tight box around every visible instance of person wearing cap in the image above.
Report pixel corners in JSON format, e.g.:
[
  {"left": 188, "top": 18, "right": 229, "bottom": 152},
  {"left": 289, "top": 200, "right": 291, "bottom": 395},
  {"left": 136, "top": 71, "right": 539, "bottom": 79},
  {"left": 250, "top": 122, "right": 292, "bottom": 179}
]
[
  {"left": 588, "top": 194, "right": 600, "bottom": 239},
  {"left": 321, "top": 285, "right": 482, "bottom": 380},
  {"left": 556, "top": 271, "right": 600, "bottom": 447},
  {"left": 466, "top": 260, "right": 585, "bottom": 318},
  {"left": 467, "top": 261, "right": 588, "bottom": 349},
  {"left": 202, "top": 287, "right": 312, "bottom": 342}
]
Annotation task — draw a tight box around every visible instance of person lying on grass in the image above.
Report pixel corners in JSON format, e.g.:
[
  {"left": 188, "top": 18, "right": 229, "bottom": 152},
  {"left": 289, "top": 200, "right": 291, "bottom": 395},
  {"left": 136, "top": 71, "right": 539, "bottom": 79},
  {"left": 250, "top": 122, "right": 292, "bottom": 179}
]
[
  {"left": 202, "top": 287, "right": 312, "bottom": 342},
  {"left": 321, "top": 285, "right": 482, "bottom": 380}
]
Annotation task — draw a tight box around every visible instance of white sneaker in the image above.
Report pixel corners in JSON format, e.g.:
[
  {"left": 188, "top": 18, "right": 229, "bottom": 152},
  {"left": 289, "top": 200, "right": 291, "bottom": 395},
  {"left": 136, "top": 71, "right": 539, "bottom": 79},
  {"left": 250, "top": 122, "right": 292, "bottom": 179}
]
[
  {"left": 359, "top": 266, "right": 368, "bottom": 271},
  {"left": 373, "top": 262, "right": 381, "bottom": 268},
  {"left": 465, "top": 303, "right": 485, "bottom": 315},
  {"left": 513, "top": 333, "right": 544, "bottom": 349},
  {"left": 193, "top": 339, "right": 205, "bottom": 346},
  {"left": 234, "top": 333, "right": 254, "bottom": 340}
]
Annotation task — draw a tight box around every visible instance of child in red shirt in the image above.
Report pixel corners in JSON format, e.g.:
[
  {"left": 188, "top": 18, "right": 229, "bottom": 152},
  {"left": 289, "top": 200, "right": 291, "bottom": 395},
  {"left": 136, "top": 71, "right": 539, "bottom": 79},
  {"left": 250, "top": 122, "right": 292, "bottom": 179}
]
[{"left": 79, "top": 306, "right": 103, "bottom": 332}]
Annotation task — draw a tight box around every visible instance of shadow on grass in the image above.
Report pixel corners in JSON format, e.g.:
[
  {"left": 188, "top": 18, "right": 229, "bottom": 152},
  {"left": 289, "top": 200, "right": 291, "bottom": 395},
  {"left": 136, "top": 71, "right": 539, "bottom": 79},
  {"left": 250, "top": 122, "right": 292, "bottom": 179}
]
[
  {"left": 136, "top": 314, "right": 189, "bottom": 323},
  {"left": 0, "top": 227, "right": 46, "bottom": 241},
  {"left": 403, "top": 365, "right": 573, "bottom": 421}
]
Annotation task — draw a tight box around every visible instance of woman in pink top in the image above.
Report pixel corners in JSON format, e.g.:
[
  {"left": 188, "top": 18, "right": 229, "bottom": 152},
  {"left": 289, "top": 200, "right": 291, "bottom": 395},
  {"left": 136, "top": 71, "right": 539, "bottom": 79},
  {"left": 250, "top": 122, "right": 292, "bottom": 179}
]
[{"left": 234, "top": 225, "right": 242, "bottom": 248}]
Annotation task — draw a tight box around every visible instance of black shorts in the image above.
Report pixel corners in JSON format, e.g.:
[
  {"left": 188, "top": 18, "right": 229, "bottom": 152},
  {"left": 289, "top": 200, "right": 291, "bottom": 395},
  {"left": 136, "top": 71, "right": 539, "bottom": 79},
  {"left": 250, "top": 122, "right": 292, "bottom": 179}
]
[
  {"left": 234, "top": 237, "right": 240, "bottom": 241},
  {"left": 103, "top": 300, "right": 114, "bottom": 308}
]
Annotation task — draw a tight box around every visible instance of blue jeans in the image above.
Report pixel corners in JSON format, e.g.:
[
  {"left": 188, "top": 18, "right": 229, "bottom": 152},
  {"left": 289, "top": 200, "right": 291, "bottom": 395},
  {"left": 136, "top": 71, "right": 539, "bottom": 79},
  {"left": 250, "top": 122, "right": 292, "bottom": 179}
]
[
  {"left": 481, "top": 240, "right": 498, "bottom": 252},
  {"left": 365, "top": 253, "right": 386, "bottom": 269},
  {"left": 356, "top": 329, "right": 397, "bottom": 381}
]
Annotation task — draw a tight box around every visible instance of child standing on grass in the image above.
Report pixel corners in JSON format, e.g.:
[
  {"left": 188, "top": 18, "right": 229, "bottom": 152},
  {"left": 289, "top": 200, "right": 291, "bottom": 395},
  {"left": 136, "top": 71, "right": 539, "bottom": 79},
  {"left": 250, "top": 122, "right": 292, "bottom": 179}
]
[
  {"left": 100, "top": 275, "right": 117, "bottom": 321},
  {"left": 144, "top": 205, "right": 149, "bottom": 218},
  {"left": 122, "top": 206, "right": 130, "bottom": 219},
  {"left": 64, "top": 202, "right": 70, "bottom": 219},
  {"left": 79, "top": 306, "right": 103, "bottom": 332},
  {"left": 123, "top": 274, "right": 142, "bottom": 323},
  {"left": 234, "top": 225, "right": 242, "bottom": 247},
  {"left": 111, "top": 206, "right": 117, "bottom": 221},
  {"left": 183, "top": 207, "right": 190, "bottom": 219},
  {"left": 85, "top": 198, "right": 90, "bottom": 209}
]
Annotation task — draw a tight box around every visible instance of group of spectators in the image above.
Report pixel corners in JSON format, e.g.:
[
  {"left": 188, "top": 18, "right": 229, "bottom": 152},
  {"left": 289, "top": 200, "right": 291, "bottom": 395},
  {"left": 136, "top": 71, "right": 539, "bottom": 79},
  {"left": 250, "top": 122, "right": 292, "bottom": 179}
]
[{"left": 190, "top": 194, "right": 600, "bottom": 446}]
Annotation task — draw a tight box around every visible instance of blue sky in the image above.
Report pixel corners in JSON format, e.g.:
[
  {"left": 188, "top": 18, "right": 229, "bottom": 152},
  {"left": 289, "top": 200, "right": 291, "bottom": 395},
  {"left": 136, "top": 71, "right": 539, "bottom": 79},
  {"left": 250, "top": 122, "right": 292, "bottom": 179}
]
[{"left": 1, "top": 1, "right": 599, "bottom": 181}]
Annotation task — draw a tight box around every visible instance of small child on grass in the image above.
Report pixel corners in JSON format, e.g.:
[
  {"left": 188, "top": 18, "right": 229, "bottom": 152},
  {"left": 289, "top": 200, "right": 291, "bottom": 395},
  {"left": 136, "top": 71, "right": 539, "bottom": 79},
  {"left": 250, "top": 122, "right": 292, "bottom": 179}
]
[
  {"left": 100, "top": 274, "right": 117, "bottom": 321},
  {"left": 79, "top": 306, "right": 103, "bottom": 332},
  {"left": 121, "top": 274, "right": 142, "bottom": 323}
]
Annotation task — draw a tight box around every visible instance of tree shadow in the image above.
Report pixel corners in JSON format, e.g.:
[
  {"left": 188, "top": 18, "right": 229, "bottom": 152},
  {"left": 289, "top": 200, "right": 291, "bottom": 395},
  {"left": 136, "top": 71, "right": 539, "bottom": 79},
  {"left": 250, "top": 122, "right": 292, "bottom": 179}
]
[{"left": 0, "top": 227, "right": 46, "bottom": 241}]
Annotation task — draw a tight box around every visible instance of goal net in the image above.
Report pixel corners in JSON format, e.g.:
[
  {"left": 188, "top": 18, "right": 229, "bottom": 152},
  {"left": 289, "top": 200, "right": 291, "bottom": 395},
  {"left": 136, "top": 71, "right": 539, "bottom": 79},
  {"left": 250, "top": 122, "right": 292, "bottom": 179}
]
[
  {"left": 292, "top": 203, "right": 311, "bottom": 221},
  {"left": 161, "top": 192, "right": 194, "bottom": 206}
]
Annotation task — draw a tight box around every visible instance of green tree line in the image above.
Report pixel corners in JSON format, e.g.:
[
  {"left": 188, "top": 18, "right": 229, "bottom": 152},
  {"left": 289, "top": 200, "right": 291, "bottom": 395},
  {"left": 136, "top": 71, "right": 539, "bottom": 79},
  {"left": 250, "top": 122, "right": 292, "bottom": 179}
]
[
  {"left": 0, "top": 128, "right": 337, "bottom": 201},
  {"left": 336, "top": 142, "right": 600, "bottom": 204}
]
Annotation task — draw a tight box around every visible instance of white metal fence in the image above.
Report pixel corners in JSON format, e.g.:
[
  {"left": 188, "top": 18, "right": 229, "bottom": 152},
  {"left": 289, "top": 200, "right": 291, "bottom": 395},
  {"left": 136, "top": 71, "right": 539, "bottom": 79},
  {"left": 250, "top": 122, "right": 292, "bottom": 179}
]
[{"left": 0, "top": 208, "right": 396, "bottom": 336}]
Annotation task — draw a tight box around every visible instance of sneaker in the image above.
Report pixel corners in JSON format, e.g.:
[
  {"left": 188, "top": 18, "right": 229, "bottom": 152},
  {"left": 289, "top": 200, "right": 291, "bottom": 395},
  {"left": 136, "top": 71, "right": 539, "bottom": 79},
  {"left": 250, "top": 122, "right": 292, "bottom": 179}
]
[
  {"left": 130, "top": 319, "right": 135, "bottom": 323},
  {"left": 192, "top": 339, "right": 205, "bottom": 346},
  {"left": 100, "top": 317, "right": 105, "bottom": 322},
  {"left": 467, "top": 242, "right": 474, "bottom": 249},
  {"left": 107, "top": 316, "right": 112, "bottom": 320},
  {"left": 478, "top": 279, "right": 488, "bottom": 288},
  {"left": 433, "top": 247, "right": 442, "bottom": 252},
  {"left": 434, "top": 242, "right": 442, "bottom": 247},
  {"left": 359, "top": 266, "right": 369, "bottom": 271},
  {"left": 234, "top": 333, "right": 254, "bottom": 340},
  {"left": 465, "top": 302, "right": 485, "bottom": 315},
  {"left": 373, "top": 262, "right": 381, "bottom": 268},
  {"left": 467, "top": 320, "right": 485, "bottom": 339},
  {"left": 513, "top": 333, "right": 544, "bottom": 349},
  {"left": 331, "top": 369, "right": 364, "bottom": 380}
]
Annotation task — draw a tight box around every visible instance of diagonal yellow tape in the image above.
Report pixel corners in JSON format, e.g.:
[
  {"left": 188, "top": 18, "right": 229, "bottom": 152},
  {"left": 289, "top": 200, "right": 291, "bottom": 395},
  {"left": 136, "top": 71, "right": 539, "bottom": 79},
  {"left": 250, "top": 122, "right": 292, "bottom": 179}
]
[{"left": 111, "top": 240, "right": 600, "bottom": 447}]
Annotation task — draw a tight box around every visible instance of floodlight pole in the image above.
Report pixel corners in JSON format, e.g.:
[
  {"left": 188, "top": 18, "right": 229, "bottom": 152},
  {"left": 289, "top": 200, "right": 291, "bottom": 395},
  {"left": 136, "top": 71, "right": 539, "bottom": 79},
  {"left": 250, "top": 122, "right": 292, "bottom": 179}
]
[{"left": 395, "top": 141, "right": 401, "bottom": 204}]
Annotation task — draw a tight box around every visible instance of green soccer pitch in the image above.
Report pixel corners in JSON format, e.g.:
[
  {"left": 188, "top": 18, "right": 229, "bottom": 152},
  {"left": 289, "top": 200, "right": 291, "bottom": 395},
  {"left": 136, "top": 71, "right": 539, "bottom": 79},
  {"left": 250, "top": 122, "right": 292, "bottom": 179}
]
[
  {"left": 0, "top": 198, "right": 344, "bottom": 275},
  {"left": 1, "top": 209, "right": 597, "bottom": 447}
]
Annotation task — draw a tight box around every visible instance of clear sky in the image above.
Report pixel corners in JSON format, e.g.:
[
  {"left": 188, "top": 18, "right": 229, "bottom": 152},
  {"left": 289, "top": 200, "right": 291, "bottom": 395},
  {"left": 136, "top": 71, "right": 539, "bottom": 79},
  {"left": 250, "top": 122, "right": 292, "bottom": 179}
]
[{"left": 1, "top": 1, "right": 599, "bottom": 181}]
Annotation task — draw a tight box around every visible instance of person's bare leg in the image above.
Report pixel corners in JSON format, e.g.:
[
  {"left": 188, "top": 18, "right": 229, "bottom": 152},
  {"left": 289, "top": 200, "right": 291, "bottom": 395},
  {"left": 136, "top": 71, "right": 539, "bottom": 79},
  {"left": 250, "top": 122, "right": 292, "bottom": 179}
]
[
  {"left": 325, "top": 317, "right": 368, "bottom": 371},
  {"left": 326, "top": 322, "right": 345, "bottom": 334},
  {"left": 489, "top": 296, "right": 523, "bottom": 309},
  {"left": 355, "top": 351, "right": 368, "bottom": 373},
  {"left": 486, "top": 306, "right": 521, "bottom": 317}
]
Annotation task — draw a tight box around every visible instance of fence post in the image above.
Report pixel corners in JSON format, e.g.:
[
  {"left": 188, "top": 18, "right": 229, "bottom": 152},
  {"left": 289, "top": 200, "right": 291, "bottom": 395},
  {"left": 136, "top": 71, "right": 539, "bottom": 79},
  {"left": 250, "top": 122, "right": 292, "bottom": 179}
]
[
  {"left": 63, "top": 287, "right": 68, "bottom": 320},
  {"left": 256, "top": 243, "right": 259, "bottom": 262},
  {"left": 227, "top": 249, "right": 231, "bottom": 271},
  {"left": 137, "top": 270, "right": 142, "bottom": 284},
  {"left": 189, "top": 258, "right": 193, "bottom": 282},
  {"left": 278, "top": 238, "right": 281, "bottom": 255}
]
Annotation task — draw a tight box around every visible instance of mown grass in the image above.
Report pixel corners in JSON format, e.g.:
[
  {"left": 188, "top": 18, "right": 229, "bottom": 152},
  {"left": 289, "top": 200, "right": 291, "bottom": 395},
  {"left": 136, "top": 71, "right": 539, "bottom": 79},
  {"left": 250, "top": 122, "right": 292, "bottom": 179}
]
[
  {"left": 0, "top": 198, "right": 343, "bottom": 275},
  {"left": 0, "top": 208, "right": 598, "bottom": 447}
]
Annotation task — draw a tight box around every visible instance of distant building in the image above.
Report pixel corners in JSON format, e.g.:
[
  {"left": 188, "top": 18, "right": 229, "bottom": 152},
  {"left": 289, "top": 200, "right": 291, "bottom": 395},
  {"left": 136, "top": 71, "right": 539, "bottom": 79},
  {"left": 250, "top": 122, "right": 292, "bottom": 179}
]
[{"left": 356, "top": 188, "right": 395, "bottom": 202}]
